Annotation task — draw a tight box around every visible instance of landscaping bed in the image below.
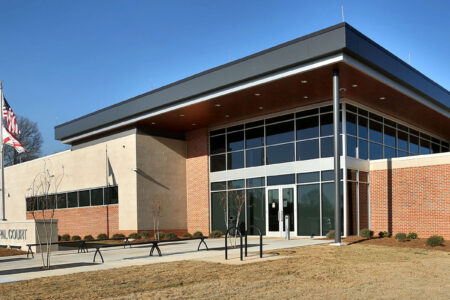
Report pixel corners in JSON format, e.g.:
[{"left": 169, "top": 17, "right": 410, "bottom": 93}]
[{"left": 343, "top": 236, "right": 450, "bottom": 252}]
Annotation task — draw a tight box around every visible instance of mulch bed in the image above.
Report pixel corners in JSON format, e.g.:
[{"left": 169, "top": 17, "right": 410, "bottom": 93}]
[
  {"left": 343, "top": 236, "right": 450, "bottom": 252},
  {"left": 0, "top": 248, "right": 27, "bottom": 257}
]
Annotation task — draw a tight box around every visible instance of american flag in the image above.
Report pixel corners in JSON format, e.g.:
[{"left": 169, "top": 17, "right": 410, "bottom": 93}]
[{"left": 2, "top": 97, "right": 20, "bottom": 135}]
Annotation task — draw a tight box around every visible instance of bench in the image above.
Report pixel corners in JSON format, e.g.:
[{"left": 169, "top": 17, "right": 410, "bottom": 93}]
[
  {"left": 10, "top": 245, "right": 22, "bottom": 250},
  {"left": 92, "top": 237, "right": 209, "bottom": 263},
  {"left": 26, "top": 237, "right": 133, "bottom": 259}
]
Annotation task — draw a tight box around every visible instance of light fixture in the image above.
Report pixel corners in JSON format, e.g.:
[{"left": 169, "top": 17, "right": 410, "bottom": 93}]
[
  {"left": 151, "top": 122, "right": 156, "bottom": 125},
  {"left": 215, "top": 104, "right": 221, "bottom": 107},
  {"left": 352, "top": 84, "right": 358, "bottom": 88},
  {"left": 303, "top": 96, "right": 308, "bottom": 99},
  {"left": 379, "top": 96, "right": 386, "bottom": 100},
  {"left": 301, "top": 80, "right": 308, "bottom": 84},
  {"left": 179, "top": 114, "right": 185, "bottom": 117},
  {"left": 254, "top": 93, "right": 261, "bottom": 96},
  {"left": 339, "top": 88, "right": 346, "bottom": 92},
  {"left": 225, "top": 114, "right": 230, "bottom": 118},
  {"left": 192, "top": 123, "right": 196, "bottom": 126},
  {"left": 258, "top": 106, "right": 264, "bottom": 110}
]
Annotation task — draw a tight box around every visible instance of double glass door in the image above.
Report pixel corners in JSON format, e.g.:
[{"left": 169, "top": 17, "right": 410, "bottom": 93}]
[{"left": 266, "top": 185, "right": 296, "bottom": 237}]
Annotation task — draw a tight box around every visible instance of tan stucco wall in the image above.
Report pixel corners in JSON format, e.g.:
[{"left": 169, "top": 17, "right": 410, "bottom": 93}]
[
  {"left": 4, "top": 130, "right": 138, "bottom": 231},
  {"left": 136, "top": 134, "right": 187, "bottom": 231},
  {"left": 370, "top": 152, "right": 450, "bottom": 170}
]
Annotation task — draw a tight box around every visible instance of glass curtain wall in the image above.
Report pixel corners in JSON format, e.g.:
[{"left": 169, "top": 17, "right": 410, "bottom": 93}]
[
  {"left": 345, "top": 104, "right": 449, "bottom": 160},
  {"left": 209, "top": 105, "right": 343, "bottom": 172}
]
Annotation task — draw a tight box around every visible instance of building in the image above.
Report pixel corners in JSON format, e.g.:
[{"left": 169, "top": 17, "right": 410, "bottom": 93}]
[{"left": 5, "top": 23, "right": 450, "bottom": 239}]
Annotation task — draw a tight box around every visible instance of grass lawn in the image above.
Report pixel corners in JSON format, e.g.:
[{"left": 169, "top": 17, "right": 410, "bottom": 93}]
[
  {"left": 0, "top": 248, "right": 27, "bottom": 257},
  {"left": 1, "top": 243, "right": 449, "bottom": 299}
]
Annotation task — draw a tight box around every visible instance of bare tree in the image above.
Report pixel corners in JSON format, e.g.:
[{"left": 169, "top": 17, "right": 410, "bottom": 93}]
[
  {"left": 151, "top": 196, "right": 162, "bottom": 240},
  {"left": 26, "top": 161, "right": 64, "bottom": 269},
  {"left": 227, "top": 191, "right": 246, "bottom": 247},
  {"left": 5, "top": 116, "right": 43, "bottom": 166}
]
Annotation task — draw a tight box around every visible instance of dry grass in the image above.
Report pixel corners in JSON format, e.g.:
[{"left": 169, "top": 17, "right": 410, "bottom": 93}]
[
  {"left": 1, "top": 244, "right": 449, "bottom": 299},
  {"left": 0, "top": 248, "right": 27, "bottom": 257},
  {"left": 344, "top": 236, "right": 450, "bottom": 251}
]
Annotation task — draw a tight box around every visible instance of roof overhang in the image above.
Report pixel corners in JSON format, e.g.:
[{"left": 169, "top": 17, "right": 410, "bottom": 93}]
[{"left": 55, "top": 23, "right": 450, "bottom": 144}]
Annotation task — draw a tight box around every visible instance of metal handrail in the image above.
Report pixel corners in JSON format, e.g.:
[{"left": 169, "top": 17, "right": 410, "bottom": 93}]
[{"left": 244, "top": 225, "right": 263, "bottom": 258}]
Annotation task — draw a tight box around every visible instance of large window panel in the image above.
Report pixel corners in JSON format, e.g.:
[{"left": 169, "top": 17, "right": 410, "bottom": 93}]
[
  {"left": 296, "top": 116, "right": 319, "bottom": 140},
  {"left": 79, "top": 190, "right": 90, "bottom": 207},
  {"left": 266, "top": 121, "right": 294, "bottom": 145},
  {"left": 267, "top": 174, "right": 295, "bottom": 186},
  {"left": 358, "top": 139, "right": 368, "bottom": 160},
  {"left": 346, "top": 113, "right": 357, "bottom": 136},
  {"left": 384, "top": 125, "right": 396, "bottom": 148},
  {"left": 211, "top": 192, "right": 227, "bottom": 233},
  {"left": 369, "top": 121, "right": 383, "bottom": 143},
  {"left": 210, "top": 135, "right": 226, "bottom": 154},
  {"left": 384, "top": 146, "right": 396, "bottom": 159},
  {"left": 67, "top": 192, "right": 78, "bottom": 207},
  {"left": 409, "top": 135, "right": 419, "bottom": 154},
  {"left": 297, "top": 139, "right": 319, "bottom": 161},
  {"left": 210, "top": 154, "right": 226, "bottom": 172},
  {"left": 320, "top": 137, "right": 334, "bottom": 158},
  {"left": 420, "top": 139, "right": 430, "bottom": 154},
  {"left": 297, "top": 184, "right": 320, "bottom": 236},
  {"left": 397, "top": 131, "right": 408, "bottom": 151},
  {"left": 320, "top": 113, "right": 333, "bottom": 136},
  {"left": 91, "top": 188, "right": 103, "bottom": 206},
  {"left": 370, "top": 142, "right": 383, "bottom": 160},
  {"left": 56, "top": 194, "right": 67, "bottom": 209},
  {"left": 247, "top": 188, "right": 266, "bottom": 235},
  {"left": 321, "top": 182, "right": 343, "bottom": 236},
  {"left": 245, "top": 127, "right": 264, "bottom": 148},
  {"left": 358, "top": 117, "right": 368, "bottom": 139},
  {"left": 227, "top": 151, "right": 244, "bottom": 170},
  {"left": 266, "top": 143, "right": 294, "bottom": 165},
  {"left": 105, "top": 186, "right": 118, "bottom": 204},
  {"left": 227, "top": 131, "right": 244, "bottom": 152},
  {"left": 246, "top": 148, "right": 264, "bottom": 168},
  {"left": 347, "top": 136, "right": 357, "bottom": 158},
  {"left": 228, "top": 190, "right": 246, "bottom": 230}
]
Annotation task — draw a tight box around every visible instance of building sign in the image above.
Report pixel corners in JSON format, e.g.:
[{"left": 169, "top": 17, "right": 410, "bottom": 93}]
[{"left": 0, "top": 229, "right": 27, "bottom": 240}]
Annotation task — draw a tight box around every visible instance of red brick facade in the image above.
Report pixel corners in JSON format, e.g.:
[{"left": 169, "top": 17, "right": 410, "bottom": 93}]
[
  {"left": 370, "top": 164, "right": 450, "bottom": 239},
  {"left": 186, "top": 128, "right": 210, "bottom": 234},
  {"left": 27, "top": 205, "right": 119, "bottom": 238}
]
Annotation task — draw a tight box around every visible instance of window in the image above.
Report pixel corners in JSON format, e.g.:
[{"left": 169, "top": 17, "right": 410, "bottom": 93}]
[
  {"left": 266, "top": 121, "right": 294, "bottom": 145},
  {"left": 104, "top": 186, "right": 118, "bottom": 204},
  {"left": 245, "top": 127, "right": 264, "bottom": 148},
  {"left": 347, "top": 136, "right": 357, "bottom": 158},
  {"left": 246, "top": 177, "right": 265, "bottom": 188},
  {"left": 266, "top": 143, "right": 294, "bottom": 164},
  {"left": 369, "top": 121, "right": 383, "bottom": 143},
  {"left": 297, "top": 139, "right": 319, "bottom": 160},
  {"left": 297, "top": 172, "right": 320, "bottom": 183},
  {"left": 79, "top": 190, "right": 90, "bottom": 207},
  {"left": 296, "top": 116, "right": 319, "bottom": 140},
  {"left": 67, "top": 192, "right": 78, "bottom": 207},
  {"left": 91, "top": 188, "right": 103, "bottom": 206},
  {"left": 210, "top": 135, "right": 225, "bottom": 154},
  {"left": 267, "top": 174, "right": 295, "bottom": 186},
  {"left": 384, "top": 126, "right": 396, "bottom": 148},
  {"left": 227, "top": 131, "right": 244, "bottom": 151},
  {"left": 210, "top": 154, "right": 226, "bottom": 172},
  {"left": 370, "top": 142, "right": 383, "bottom": 160},
  {"left": 346, "top": 113, "right": 357, "bottom": 136},
  {"left": 56, "top": 194, "right": 67, "bottom": 209},
  {"left": 227, "top": 151, "right": 244, "bottom": 170},
  {"left": 246, "top": 148, "right": 264, "bottom": 167},
  {"left": 320, "top": 113, "right": 333, "bottom": 136},
  {"left": 297, "top": 184, "right": 320, "bottom": 236},
  {"left": 320, "top": 137, "right": 334, "bottom": 158}
]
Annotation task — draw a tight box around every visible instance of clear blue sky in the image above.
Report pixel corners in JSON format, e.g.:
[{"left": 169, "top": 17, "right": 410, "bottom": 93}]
[{"left": 0, "top": 0, "right": 449, "bottom": 155}]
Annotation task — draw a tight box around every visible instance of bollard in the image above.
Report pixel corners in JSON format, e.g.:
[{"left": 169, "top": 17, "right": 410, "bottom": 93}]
[{"left": 285, "top": 215, "right": 290, "bottom": 240}]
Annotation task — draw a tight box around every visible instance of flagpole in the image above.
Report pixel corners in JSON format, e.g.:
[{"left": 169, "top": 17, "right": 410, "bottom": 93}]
[{"left": 0, "top": 81, "right": 6, "bottom": 221}]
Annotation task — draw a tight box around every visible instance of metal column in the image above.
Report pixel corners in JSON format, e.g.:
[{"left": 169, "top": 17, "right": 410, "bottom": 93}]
[{"left": 333, "top": 70, "right": 341, "bottom": 243}]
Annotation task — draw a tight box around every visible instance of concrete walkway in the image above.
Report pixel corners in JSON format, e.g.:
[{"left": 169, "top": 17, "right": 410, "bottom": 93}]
[{"left": 0, "top": 237, "right": 330, "bottom": 284}]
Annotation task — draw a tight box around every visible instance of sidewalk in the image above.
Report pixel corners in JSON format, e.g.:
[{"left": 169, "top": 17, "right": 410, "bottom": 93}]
[{"left": 0, "top": 237, "right": 330, "bottom": 283}]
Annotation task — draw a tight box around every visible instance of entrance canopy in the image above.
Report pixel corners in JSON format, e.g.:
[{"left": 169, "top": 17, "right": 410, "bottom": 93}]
[{"left": 55, "top": 23, "right": 450, "bottom": 144}]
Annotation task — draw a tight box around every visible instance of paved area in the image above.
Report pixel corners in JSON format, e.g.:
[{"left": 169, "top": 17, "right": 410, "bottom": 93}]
[{"left": 0, "top": 237, "right": 330, "bottom": 283}]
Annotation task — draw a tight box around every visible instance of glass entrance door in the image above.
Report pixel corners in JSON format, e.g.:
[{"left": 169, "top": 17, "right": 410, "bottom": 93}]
[{"left": 266, "top": 185, "right": 297, "bottom": 237}]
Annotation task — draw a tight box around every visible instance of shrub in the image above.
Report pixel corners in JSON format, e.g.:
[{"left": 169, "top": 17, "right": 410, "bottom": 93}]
[
  {"left": 360, "top": 229, "right": 373, "bottom": 238},
  {"left": 193, "top": 231, "right": 203, "bottom": 238},
  {"left": 166, "top": 232, "right": 178, "bottom": 240},
  {"left": 426, "top": 235, "right": 444, "bottom": 247},
  {"left": 83, "top": 235, "right": 94, "bottom": 241},
  {"left": 209, "top": 230, "right": 222, "bottom": 238},
  {"left": 326, "top": 230, "right": 335, "bottom": 239},
  {"left": 97, "top": 233, "right": 108, "bottom": 240},
  {"left": 395, "top": 233, "right": 407, "bottom": 242},
  {"left": 71, "top": 235, "right": 81, "bottom": 241},
  {"left": 112, "top": 233, "right": 125, "bottom": 239},
  {"left": 379, "top": 231, "right": 391, "bottom": 238},
  {"left": 61, "top": 234, "right": 70, "bottom": 241},
  {"left": 129, "top": 233, "right": 141, "bottom": 240},
  {"left": 407, "top": 232, "right": 418, "bottom": 240},
  {"left": 58, "top": 235, "right": 62, "bottom": 241},
  {"left": 182, "top": 232, "right": 192, "bottom": 238},
  {"left": 141, "top": 231, "right": 150, "bottom": 239},
  {"left": 157, "top": 232, "right": 166, "bottom": 240}
]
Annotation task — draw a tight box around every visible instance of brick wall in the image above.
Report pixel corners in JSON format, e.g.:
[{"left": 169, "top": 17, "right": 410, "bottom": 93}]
[
  {"left": 370, "top": 164, "right": 450, "bottom": 239},
  {"left": 186, "top": 128, "right": 210, "bottom": 234},
  {"left": 27, "top": 205, "right": 119, "bottom": 238}
]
